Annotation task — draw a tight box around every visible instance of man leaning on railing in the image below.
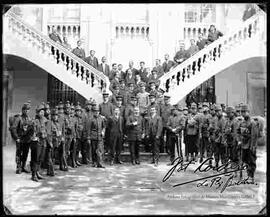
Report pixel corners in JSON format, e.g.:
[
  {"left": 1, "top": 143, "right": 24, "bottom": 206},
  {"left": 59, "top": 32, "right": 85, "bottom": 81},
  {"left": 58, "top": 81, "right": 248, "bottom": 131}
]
[{"left": 49, "top": 26, "right": 63, "bottom": 44}]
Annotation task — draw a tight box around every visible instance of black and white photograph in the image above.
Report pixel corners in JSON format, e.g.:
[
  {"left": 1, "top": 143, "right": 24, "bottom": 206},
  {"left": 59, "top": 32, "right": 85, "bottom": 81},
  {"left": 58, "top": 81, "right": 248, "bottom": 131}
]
[{"left": 2, "top": 3, "right": 267, "bottom": 215}]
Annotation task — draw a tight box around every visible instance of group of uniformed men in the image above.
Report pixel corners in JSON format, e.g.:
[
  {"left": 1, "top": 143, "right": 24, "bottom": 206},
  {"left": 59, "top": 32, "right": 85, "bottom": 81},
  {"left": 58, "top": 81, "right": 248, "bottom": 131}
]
[{"left": 10, "top": 90, "right": 259, "bottom": 182}]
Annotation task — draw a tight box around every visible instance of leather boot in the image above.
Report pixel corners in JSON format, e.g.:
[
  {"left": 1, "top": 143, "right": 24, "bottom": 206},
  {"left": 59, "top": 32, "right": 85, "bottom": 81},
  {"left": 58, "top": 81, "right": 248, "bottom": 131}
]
[
  {"left": 131, "top": 160, "right": 136, "bottom": 165},
  {"left": 36, "top": 171, "right": 44, "bottom": 179},
  {"left": 31, "top": 171, "right": 38, "bottom": 182},
  {"left": 21, "top": 162, "right": 30, "bottom": 173}
]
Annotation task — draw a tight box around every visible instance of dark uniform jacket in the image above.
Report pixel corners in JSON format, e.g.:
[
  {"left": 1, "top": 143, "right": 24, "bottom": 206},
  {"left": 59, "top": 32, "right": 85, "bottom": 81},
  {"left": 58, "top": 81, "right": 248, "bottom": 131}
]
[
  {"left": 10, "top": 114, "right": 34, "bottom": 143},
  {"left": 74, "top": 114, "right": 84, "bottom": 139},
  {"left": 201, "top": 113, "right": 212, "bottom": 137},
  {"left": 98, "top": 63, "right": 110, "bottom": 77},
  {"left": 64, "top": 114, "right": 76, "bottom": 139},
  {"left": 185, "top": 113, "right": 200, "bottom": 136},
  {"left": 84, "top": 115, "right": 105, "bottom": 141},
  {"left": 72, "top": 47, "right": 86, "bottom": 59},
  {"left": 147, "top": 114, "right": 163, "bottom": 138},
  {"left": 212, "top": 116, "right": 226, "bottom": 143},
  {"left": 174, "top": 50, "right": 189, "bottom": 63},
  {"left": 162, "top": 60, "right": 175, "bottom": 73},
  {"left": 126, "top": 114, "right": 145, "bottom": 141},
  {"left": 33, "top": 116, "right": 49, "bottom": 144},
  {"left": 47, "top": 119, "right": 65, "bottom": 146},
  {"left": 99, "top": 102, "right": 114, "bottom": 121},
  {"left": 160, "top": 103, "right": 173, "bottom": 128},
  {"left": 107, "top": 115, "right": 124, "bottom": 139},
  {"left": 153, "top": 65, "right": 164, "bottom": 77},
  {"left": 84, "top": 55, "right": 99, "bottom": 69},
  {"left": 223, "top": 117, "right": 238, "bottom": 145},
  {"left": 237, "top": 117, "right": 259, "bottom": 149},
  {"left": 167, "top": 115, "right": 185, "bottom": 135}
]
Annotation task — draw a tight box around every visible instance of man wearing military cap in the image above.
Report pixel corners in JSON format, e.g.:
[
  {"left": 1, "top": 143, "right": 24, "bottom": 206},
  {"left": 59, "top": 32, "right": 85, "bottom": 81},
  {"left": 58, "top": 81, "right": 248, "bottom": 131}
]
[
  {"left": 148, "top": 80, "right": 158, "bottom": 97},
  {"left": 124, "top": 95, "right": 137, "bottom": 121},
  {"left": 147, "top": 93, "right": 161, "bottom": 117},
  {"left": 212, "top": 104, "right": 226, "bottom": 169},
  {"left": 73, "top": 105, "right": 83, "bottom": 167},
  {"left": 119, "top": 79, "right": 128, "bottom": 106},
  {"left": 109, "top": 85, "right": 121, "bottom": 106},
  {"left": 63, "top": 101, "right": 76, "bottom": 168},
  {"left": 184, "top": 102, "right": 200, "bottom": 162},
  {"left": 126, "top": 82, "right": 136, "bottom": 105},
  {"left": 166, "top": 106, "right": 185, "bottom": 164},
  {"left": 84, "top": 105, "right": 106, "bottom": 168},
  {"left": 237, "top": 104, "right": 259, "bottom": 181},
  {"left": 114, "top": 95, "right": 125, "bottom": 117},
  {"left": 160, "top": 94, "right": 173, "bottom": 153},
  {"left": 31, "top": 104, "right": 48, "bottom": 181},
  {"left": 99, "top": 91, "right": 114, "bottom": 155},
  {"left": 10, "top": 101, "right": 33, "bottom": 174},
  {"left": 182, "top": 106, "right": 189, "bottom": 160},
  {"left": 49, "top": 108, "right": 67, "bottom": 172}
]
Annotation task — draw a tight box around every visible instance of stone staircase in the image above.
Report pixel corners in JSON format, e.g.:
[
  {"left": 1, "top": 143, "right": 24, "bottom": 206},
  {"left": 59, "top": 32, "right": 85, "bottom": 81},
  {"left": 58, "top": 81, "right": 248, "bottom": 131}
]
[
  {"left": 158, "top": 10, "right": 266, "bottom": 105},
  {"left": 3, "top": 11, "right": 110, "bottom": 104}
]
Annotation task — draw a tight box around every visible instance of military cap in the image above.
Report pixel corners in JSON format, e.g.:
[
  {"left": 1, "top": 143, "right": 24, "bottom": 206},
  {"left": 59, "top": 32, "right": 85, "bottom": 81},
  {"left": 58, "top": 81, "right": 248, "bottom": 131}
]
[
  {"left": 58, "top": 101, "right": 64, "bottom": 109},
  {"left": 171, "top": 107, "right": 176, "bottom": 111},
  {"left": 164, "top": 94, "right": 171, "bottom": 99},
  {"left": 202, "top": 102, "right": 209, "bottom": 107},
  {"left": 203, "top": 107, "right": 209, "bottom": 112},
  {"left": 210, "top": 104, "right": 216, "bottom": 110},
  {"left": 36, "top": 104, "right": 45, "bottom": 112},
  {"left": 51, "top": 109, "right": 58, "bottom": 115},
  {"left": 119, "top": 78, "right": 125, "bottom": 83},
  {"left": 226, "top": 106, "right": 235, "bottom": 113},
  {"left": 92, "top": 105, "right": 99, "bottom": 111},
  {"left": 183, "top": 107, "right": 188, "bottom": 111},
  {"left": 139, "top": 82, "right": 146, "bottom": 87},
  {"left": 91, "top": 100, "right": 97, "bottom": 106},
  {"left": 116, "top": 95, "right": 123, "bottom": 100},
  {"left": 215, "top": 104, "right": 222, "bottom": 111},
  {"left": 128, "top": 82, "right": 134, "bottom": 86},
  {"left": 102, "top": 91, "right": 109, "bottom": 96},
  {"left": 149, "top": 93, "right": 156, "bottom": 98},
  {"left": 220, "top": 103, "right": 226, "bottom": 107},
  {"left": 235, "top": 105, "right": 241, "bottom": 111},
  {"left": 70, "top": 104, "right": 75, "bottom": 110},
  {"left": 85, "top": 99, "right": 92, "bottom": 105},
  {"left": 65, "top": 101, "right": 71, "bottom": 109},
  {"left": 151, "top": 69, "right": 158, "bottom": 73},
  {"left": 75, "top": 105, "right": 82, "bottom": 111},
  {"left": 241, "top": 104, "right": 249, "bottom": 111},
  {"left": 191, "top": 102, "right": 197, "bottom": 108},
  {"left": 148, "top": 80, "right": 156, "bottom": 85},
  {"left": 22, "top": 102, "right": 31, "bottom": 110},
  {"left": 130, "top": 95, "right": 136, "bottom": 100},
  {"left": 55, "top": 105, "right": 59, "bottom": 110}
]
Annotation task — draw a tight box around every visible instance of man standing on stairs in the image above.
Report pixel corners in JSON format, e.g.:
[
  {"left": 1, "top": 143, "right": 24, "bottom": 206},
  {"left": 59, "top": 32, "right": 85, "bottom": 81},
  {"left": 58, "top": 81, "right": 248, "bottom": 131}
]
[
  {"left": 197, "top": 33, "right": 207, "bottom": 51},
  {"left": 99, "top": 91, "right": 114, "bottom": 155},
  {"left": 107, "top": 107, "right": 124, "bottom": 165},
  {"left": 49, "top": 26, "right": 62, "bottom": 44},
  {"left": 126, "top": 106, "right": 145, "bottom": 165},
  {"left": 162, "top": 54, "right": 175, "bottom": 73},
  {"left": 72, "top": 40, "right": 86, "bottom": 60},
  {"left": 160, "top": 94, "right": 174, "bottom": 154},
  {"left": 206, "top": 25, "right": 223, "bottom": 45},
  {"left": 10, "top": 101, "right": 33, "bottom": 174},
  {"left": 174, "top": 43, "right": 188, "bottom": 65},
  {"left": 153, "top": 59, "right": 164, "bottom": 78},
  {"left": 84, "top": 50, "right": 99, "bottom": 69},
  {"left": 146, "top": 106, "right": 163, "bottom": 167},
  {"left": 98, "top": 56, "right": 110, "bottom": 78}
]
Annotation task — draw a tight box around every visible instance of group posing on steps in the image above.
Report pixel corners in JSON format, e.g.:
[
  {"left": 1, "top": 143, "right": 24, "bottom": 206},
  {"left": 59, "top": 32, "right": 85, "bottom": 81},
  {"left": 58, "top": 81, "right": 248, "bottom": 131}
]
[{"left": 9, "top": 93, "right": 261, "bottom": 183}]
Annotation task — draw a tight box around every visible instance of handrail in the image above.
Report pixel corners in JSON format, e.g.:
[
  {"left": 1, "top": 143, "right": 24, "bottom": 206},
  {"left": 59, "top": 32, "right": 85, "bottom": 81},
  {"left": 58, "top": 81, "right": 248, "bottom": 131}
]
[
  {"left": 160, "top": 10, "right": 264, "bottom": 83},
  {"left": 5, "top": 10, "right": 109, "bottom": 84}
]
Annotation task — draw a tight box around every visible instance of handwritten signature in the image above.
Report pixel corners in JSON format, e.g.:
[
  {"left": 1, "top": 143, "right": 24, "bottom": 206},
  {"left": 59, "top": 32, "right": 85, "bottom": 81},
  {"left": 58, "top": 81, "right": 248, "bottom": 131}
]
[{"left": 162, "top": 157, "right": 257, "bottom": 193}]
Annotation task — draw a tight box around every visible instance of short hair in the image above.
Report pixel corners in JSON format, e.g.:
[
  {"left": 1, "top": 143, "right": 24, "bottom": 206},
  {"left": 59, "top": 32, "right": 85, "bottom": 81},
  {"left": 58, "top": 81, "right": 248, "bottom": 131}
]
[
  {"left": 77, "top": 40, "right": 81, "bottom": 44},
  {"left": 118, "top": 64, "right": 122, "bottom": 66},
  {"left": 140, "top": 61, "right": 145, "bottom": 65},
  {"left": 112, "top": 63, "right": 117, "bottom": 67}
]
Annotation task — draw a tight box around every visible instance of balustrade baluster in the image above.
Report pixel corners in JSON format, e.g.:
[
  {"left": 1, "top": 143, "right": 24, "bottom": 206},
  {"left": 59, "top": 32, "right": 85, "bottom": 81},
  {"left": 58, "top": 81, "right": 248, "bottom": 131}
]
[
  {"left": 182, "top": 69, "right": 186, "bottom": 82},
  {"left": 81, "top": 66, "right": 85, "bottom": 81},
  {"left": 165, "top": 78, "right": 170, "bottom": 92},
  {"left": 197, "top": 57, "right": 202, "bottom": 72},
  {"left": 91, "top": 73, "right": 95, "bottom": 87},
  {"left": 85, "top": 70, "right": 90, "bottom": 84},
  {"left": 192, "top": 61, "right": 197, "bottom": 75},
  {"left": 65, "top": 56, "right": 70, "bottom": 71},
  {"left": 176, "top": 71, "right": 181, "bottom": 85}
]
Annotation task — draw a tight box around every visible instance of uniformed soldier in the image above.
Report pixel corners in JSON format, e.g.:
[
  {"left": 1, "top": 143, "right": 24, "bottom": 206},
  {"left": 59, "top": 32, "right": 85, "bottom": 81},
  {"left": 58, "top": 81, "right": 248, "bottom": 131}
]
[
  {"left": 70, "top": 104, "right": 75, "bottom": 117},
  {"left": 109, "top": 85, "right": 121, "bottom": 106},
  {"left": 63, "top": 101, "right": 76, "bottom": 168},
  {"left": 237, "top": 104, "right": 259, "bottom": 181},
  {"left": 146, "top": 106, "right": 163, "bottom": 166},
  {"left": 81, "top": 99, "right": 94, "bottom": 164},
  {"left": 126, "top": 82, "right": 136, "bottom": 105},
  {"left": 147, "top": 93, "right": 161, "bottom": 117},
  {"left": 160, "top": 94, "right": 173, "bottom": 154},
  {"left": 148, "top": 80, "right": 158, "bottom": 97},
  {"left": 185, "top": 102, "right": 200, "bottom": 162},
  {"left": 167, "top": 107, "right": 185, "bottom": 165},
  {"left": 58, "top": 101, "right": 65, "bottom": 118},
  {"left": 115, "top": 95, "right": 125, "bottom": 117},
  {"left": 200, "top": 105, "right": 212, "bottom": 163},
  {"left": 126, "top": 106, "right": 145, "bottom": 165},
  {"left": 10, "top": 102, "right": 33, "bottom": 174},
  {"left": 124, "top": 95, "right": 137, "bottom": 121},
  {"left": 207, "top": 104, "right": 217, "bottom": 166},
  {"left": 119, "top": 79, "right": 128, "bottom": 106},
  {"left": 137, "top": 82, "right": 150, "bottom": 116},
  {"left": 74, "top": 104, "right": 84, "bottom": 167},
  {"left": 84, "top": 105, "right": 106, "bottom": 168},
  {"left": 99, "top": 91, "right": 114, "bottom": 154},
  {"left": 50, "top": 109, "right": 67, "bottom": 171},
  {"left": 107, "top": 107, "right": 124, "bottom": 165},
  {"left": 213, "top": 104, "right": 226, "bottom": 169},
  {"left": 31, "top": 104, "right": 49, "bottom": 181},
  {"left": 182, "top": 106, "right": 189, "bottom": 160}
]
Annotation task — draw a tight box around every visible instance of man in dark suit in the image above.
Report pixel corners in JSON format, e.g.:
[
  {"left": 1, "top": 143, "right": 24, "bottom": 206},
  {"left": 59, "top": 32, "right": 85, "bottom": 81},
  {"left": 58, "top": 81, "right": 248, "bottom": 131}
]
[
  {"left": 162, "top": 54, "right": 175, "bottom": 73},
  {"left": 126, "top": 60, "right": 138, "bottom": 76},
  {"left": 107, "top": 107, "right": 124, "bottom": 165},
  {"left": 98, "top": 56, "right": 110, "bottom": 78},
  {"left": 138, "top": 61, "right": 148, "bottom": 82},
  {"left": 174, "top": 43, "right": 189, "bottom": 65},
  {"left": 153, "top": 59, "right": 164, "bottom": 78},
  {"left": 197, "top": 33, "right": 207, "bottom": 50},
  {"left": 118, "top": 64, "right": 126, "bottom": 80},
  {"left": 109, "top": 63, "right": 119, "bottom": 81},
  {"left": 84, "top": 50, "right": 99, "bottom": 69},
  {"left": 49, "top": 26, "right": 62, "bottom": 44},
  {"left": 72, "top": 40, "right": 86, "bottom": 60}
]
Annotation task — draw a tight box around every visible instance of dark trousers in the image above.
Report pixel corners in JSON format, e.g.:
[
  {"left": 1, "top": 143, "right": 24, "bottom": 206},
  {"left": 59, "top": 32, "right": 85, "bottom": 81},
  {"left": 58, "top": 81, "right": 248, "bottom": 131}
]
[
  {"left": 129, "top": 140, "right": 140, "bottom": 162},
  {"left": 82, "top": 139, "right": 91, "bottom": 164},
  {"left": 160, "top": 128, "right": 169, "bottom": 153},
  {"left": 44, "top": 144, "right": 54, "bottom": 173},
  {"left": 58, "top": 140, "right": 68, "bottom": 169},
  {"left": 200, "top": 136, "right": 209, "bottom": 159},
  {"left": 214, "top": 142, "right": 226, "bottom": 165},
  {"left": 69, "top": 138, "right": 77, "bottom": 166},
  {"left": 65, "top": 137, "right": 73, "bottom": 165},
  {"left": 186, "top": 135, "right": 198, "bottom": 155},
  {"left": 16, "top": 141, "right": 30, "bottom": 168},
  {"left": 75, "top": 138, "right": 83, "bottom": 162},
  {"left": 104, "top": 127, "right": 110, "bottom": 153},
  {"left": 30, "top": 139, "right": 46, "bottom": 172},
  {"left": 91, "top": 140, "right": 104, "bottom": 166},
  {"left": 149, "top": 136, "right": 160, "bottom": 163},
  {"left": 242, "top": 148, "right": 257, "bottom": 178},
  {"left": 167, "top": 133, "right": 178, "bottom": 162},
  {"left": 109, "top": 134, "right": 122, "bottom": 162},
  {"left": 143, "top": 137, "right": 151, "bottom": 152}
]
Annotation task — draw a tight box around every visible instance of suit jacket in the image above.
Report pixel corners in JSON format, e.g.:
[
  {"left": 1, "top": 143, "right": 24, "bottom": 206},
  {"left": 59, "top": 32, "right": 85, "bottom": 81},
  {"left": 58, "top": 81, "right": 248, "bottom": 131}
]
[
  {"left": 99, "top": 102, "right": 114, "bottom": 120},
  {"left": 84, "top": 56, "right": 99, "bottom": 69},
  {"left": 84, "top": 115, "right": 105, "bottom": 141},
  {"left": 107, "top": 115, "right": 124, "bottom": 138},
  {"left": 138, "top": 68, "right": 148, "bottom": 82},
  {"left": 147, "top": 114, "right": 163, "bottom": 138},
  {"left": 98, "top": 63, "right": 110, "bottom": 77},
  {"left": 162, "top": 60, "right": 175, "bottom": 73},
  {"left": 153, "top": 65, "right": 164, "bottom": 77},
  {"left": 126, "top": 115, "right": 145, "bottom": 141},
  {"left": 72, "top": 47, "right": 86, "bottom": 59}
]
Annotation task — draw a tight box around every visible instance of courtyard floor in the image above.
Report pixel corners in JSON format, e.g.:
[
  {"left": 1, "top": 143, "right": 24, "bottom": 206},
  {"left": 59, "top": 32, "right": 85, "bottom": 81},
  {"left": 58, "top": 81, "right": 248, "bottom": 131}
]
[{"left": 3, "top": 143, "right": 266, "bottom": 215}]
